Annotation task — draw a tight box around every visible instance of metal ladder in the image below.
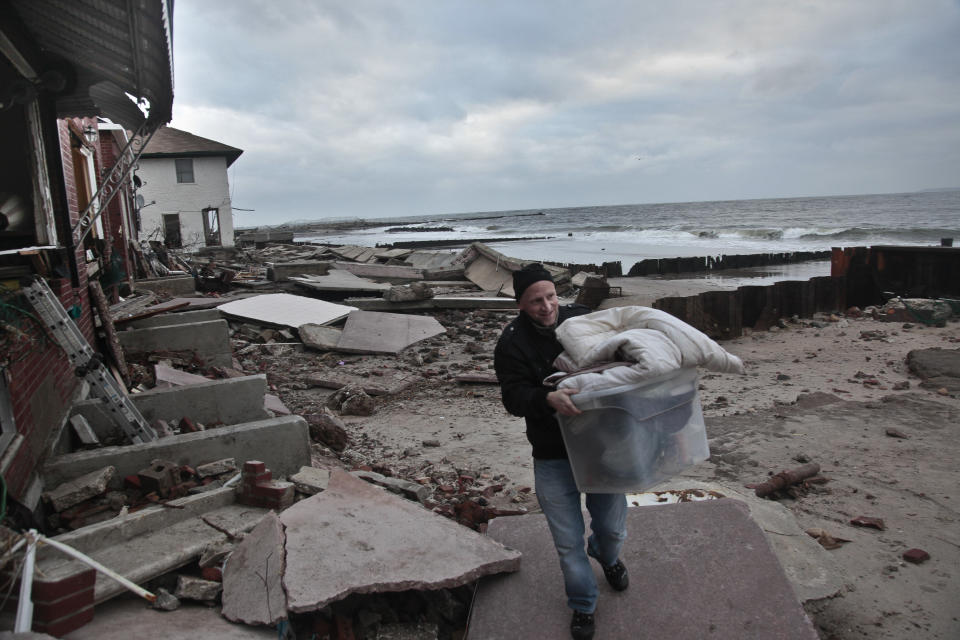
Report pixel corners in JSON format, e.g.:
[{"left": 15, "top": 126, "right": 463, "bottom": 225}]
[{"left": 20, "top": 277, "right": 157, "bottom": 444}]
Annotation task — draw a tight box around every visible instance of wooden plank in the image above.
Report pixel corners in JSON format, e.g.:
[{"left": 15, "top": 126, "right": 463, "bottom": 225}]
[
  {"left": 89, "top": 280, "right": 130, "bottom": 385},
  {"left": 305, "top": 371, "right": 417, "bottom": 396},
  {"left": 454, "top": 373, "right": 499, "bottom": 384}
]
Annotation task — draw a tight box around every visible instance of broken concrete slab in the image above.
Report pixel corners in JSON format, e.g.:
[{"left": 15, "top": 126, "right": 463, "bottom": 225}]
[
  {"left": 373, "top": 247, "right": 413, "bottom": 261},
  {"left": 469, "top": 500, "right": 819, "bottom": 640},
  {"left": 331, "top": 261, "right": 425, "bottom": 281},
  {"left": 344, "top": 296, "right": 517, "bottom": 311},
  {"left": 456, "top": 243, "right": 570, "bottom": 297},
  {"left": 298, "top": 323, "right": 343, "bottom": 351},
  {"left": 118, "top": 319, "right": 233, "bottom": 368},
  {"left": 35, "top": 488, "right": 269, "bottom": 604},
  {"left": 289, "top": 466, "right": 330, "bottom": 495},
  {"left": 404, "top": 250, "right": 462, "bottom": 270},
  {"left": 335, "top": 310, "right": 446, "bottom": 355},
  {"left": 218, "top": 293, "right": 356, "bottom": 328},
  {"left": 291, "top": 269, "right": 392, "bottom": 294},
  {"left": 327, "top": 245, "right": 383, "bottom": 263},
  {"left": 42, "top": 466, "right": 116, "bottom": 512},
  {"left": 280, "top": 471, "right": 521, "bottom": 613},
  {"left": 221, "top": 511, "right": 288, "bottom": 626},
  {"left": 43, "top": 415, "right": 310, "bottom": 490},
  {"left": 266, "top": 260, "right": 331, "bottom": 281}
]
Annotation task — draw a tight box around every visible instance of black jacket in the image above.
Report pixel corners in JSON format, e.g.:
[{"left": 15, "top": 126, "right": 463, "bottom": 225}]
[{"left": 494, "top": 304, "right": 591, "bottom": 459}]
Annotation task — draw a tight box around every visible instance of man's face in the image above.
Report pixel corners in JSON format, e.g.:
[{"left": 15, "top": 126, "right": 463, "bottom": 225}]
[{"left": 518, "top": 280, "right": 559, "bottom": 326}]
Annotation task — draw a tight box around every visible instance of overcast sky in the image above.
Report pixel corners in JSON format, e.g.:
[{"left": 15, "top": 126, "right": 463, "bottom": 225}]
[{"left": 169, "top": 1, "right": 960, "bottom": 226}]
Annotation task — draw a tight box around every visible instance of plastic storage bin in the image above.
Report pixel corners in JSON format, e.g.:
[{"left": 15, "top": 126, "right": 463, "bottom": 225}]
[{"left": 556, "top": 367, "right": 709, "bottom": 493}]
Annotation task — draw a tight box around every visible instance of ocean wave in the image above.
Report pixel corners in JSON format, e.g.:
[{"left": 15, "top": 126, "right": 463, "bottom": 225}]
[{"left": 797, "top": 227, "right": 957, "bottom": 241}]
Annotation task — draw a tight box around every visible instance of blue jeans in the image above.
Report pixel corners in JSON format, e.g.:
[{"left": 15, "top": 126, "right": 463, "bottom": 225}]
[{"left": 534, "top": 458, "right": 627, "bottom": 614}]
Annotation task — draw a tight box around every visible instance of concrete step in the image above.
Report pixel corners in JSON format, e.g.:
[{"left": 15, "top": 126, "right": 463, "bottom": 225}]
[{"left": 36, "top": 487, "right": 268, "bottom": 603}]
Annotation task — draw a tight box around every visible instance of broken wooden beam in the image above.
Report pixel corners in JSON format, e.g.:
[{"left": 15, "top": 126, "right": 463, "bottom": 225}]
[{"left": 753, "top": 463, "right": 821, "bottom": 498}]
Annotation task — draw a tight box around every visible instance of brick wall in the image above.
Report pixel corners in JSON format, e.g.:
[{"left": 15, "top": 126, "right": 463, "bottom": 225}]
[{"left": 3, "top": 119, "right": 95, "bottom": 501}]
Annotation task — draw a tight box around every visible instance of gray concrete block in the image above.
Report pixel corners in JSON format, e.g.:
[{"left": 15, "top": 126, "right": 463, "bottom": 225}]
[
  {"left": 127, "top": 309, "right": 222, "bottom": 329},
  {"left": 290, "top": 466, "right": 330, "bottom": 495},
  {"left": 135, "top": 276, "right": 197, "bottom": 296},
  {"left": 43, "top": 415, "right": 311, "bottom": 490},
  {"left": 73, "top": 375, "right": 270, "bottom": 441},
  {"left": 42, "top": 465, "right": 115, "bottom": 512},
  {"left": 118, "top": 319, "right": 232, "bottom": 367},
  {"left": 175, "top": 575, "right": 222, "bottom": 602}
]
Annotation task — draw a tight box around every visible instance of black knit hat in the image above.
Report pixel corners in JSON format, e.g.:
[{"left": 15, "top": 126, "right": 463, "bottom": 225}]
[{"left": 512, "top": 263, "right": 553, "bottom": 300}]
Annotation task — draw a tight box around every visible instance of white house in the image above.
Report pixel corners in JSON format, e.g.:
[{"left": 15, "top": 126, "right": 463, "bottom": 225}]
[{"left": 135, "top": 126, "right": 243, "bottom": 250}]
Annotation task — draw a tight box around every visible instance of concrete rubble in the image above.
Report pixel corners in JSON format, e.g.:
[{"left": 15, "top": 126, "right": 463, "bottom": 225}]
[{"left": 41, "top": 466, "right": 116, "bottom": 513}]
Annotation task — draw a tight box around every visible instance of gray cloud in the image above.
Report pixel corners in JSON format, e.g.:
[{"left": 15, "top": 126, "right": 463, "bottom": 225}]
[{"left": 171, "top": 0, "right": 960, "bottom": 225}]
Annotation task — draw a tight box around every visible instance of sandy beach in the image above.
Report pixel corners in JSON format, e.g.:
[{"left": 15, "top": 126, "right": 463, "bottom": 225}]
[{"left": 233, "top": 266, "right": 960, "bottom": 640}]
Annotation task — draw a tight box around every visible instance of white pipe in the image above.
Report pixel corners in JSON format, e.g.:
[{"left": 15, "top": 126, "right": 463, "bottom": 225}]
[
  {"left": 13, "top": 530, "right": 37, "bottom": 632},
  {"left": 38, "top": 536, "right": 156, "bottom": 603}
]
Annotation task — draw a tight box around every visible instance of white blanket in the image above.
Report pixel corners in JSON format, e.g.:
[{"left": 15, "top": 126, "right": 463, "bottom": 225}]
[{"left": 553, "top": 306, "right": 745, "bottom": 393}]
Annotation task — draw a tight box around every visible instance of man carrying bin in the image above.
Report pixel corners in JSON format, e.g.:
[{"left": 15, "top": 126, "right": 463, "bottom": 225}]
[{"left": 494, "top": 263, "right": 629, "bottom": 640}]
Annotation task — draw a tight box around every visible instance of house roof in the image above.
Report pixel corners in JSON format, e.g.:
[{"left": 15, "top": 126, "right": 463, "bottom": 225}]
[
  {"left": 141, "top": 126, "right": 244, "bottom": 167},
  {"left": 5, "top": 0, "right": 175, "bottom": 131}
]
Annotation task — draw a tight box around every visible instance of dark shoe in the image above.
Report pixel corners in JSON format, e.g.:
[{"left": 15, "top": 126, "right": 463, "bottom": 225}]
[
  {"left": 570, "top": 610, "right": 595, "bottom": 640},
  {"left": 600, "top": 558, "right": 629, "bottom": 591}
]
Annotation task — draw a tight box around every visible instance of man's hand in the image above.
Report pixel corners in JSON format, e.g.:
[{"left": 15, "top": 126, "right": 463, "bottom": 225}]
[{"left": 547, "top": 388, "right": 582, "bottom": 416}]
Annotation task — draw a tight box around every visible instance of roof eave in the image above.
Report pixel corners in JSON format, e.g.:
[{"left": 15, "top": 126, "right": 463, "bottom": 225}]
[{"left": 6, "top": 0, "right": 175, "bottom": 132}]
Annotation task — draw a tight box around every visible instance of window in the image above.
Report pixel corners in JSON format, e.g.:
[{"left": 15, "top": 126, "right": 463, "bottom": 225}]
[{"left": 175, "top": 159, "right": 194, "bottom": 183}]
